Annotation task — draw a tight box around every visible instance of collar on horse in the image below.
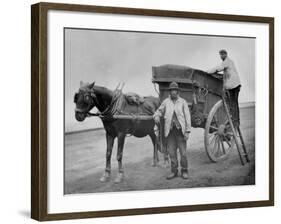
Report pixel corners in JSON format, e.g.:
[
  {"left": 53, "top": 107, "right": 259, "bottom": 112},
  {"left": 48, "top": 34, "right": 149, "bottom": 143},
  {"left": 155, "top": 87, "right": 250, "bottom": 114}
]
[{"left": 87, "top": 89, "right": 123, "bottom": 119}]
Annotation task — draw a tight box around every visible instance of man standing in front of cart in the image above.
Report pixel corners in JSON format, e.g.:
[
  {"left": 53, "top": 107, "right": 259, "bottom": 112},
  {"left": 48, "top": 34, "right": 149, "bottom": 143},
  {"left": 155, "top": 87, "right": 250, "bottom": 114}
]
[
  {"left": 153, "top": 82, "right": 191, "bottom": 180},
  {"left": 206, "top": 49, "right": 242, "bottom": 128}
]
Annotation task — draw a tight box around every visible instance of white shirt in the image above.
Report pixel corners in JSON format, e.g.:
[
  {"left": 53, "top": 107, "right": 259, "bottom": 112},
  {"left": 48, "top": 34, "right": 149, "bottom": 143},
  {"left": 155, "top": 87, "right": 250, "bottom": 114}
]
[{"left": 207, "top": 57, "right": 241, "bottom": 89}]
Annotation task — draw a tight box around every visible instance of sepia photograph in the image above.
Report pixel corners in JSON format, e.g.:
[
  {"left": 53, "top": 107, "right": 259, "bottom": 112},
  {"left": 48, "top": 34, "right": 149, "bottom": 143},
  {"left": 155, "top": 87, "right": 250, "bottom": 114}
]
[{"left": 64, "top": 28, "right": 255, "bottom": 194}]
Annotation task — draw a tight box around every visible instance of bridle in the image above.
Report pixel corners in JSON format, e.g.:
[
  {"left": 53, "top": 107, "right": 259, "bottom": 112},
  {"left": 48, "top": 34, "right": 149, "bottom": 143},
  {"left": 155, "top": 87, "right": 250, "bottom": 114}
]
[
  {"left": 74, "top": 89, "right": 122, "bottom": 119},
  {"left": 74, "top": 90, "right": 98, "bottom": 115}
]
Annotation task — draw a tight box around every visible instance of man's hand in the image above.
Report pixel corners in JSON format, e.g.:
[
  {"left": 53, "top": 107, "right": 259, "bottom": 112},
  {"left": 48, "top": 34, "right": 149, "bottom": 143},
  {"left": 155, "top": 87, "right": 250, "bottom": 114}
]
[
  {"left": 184, "top": 132, "right": 190, "bottom": 141},
  {"left": 154, "top": 116, "right": 160, "bottom": 124},
  {"left": 154, "top": 125, "right": 159, "bottom": 138},
  {"left": 155, "top": 130, "right": 159, "bottom": 138}
]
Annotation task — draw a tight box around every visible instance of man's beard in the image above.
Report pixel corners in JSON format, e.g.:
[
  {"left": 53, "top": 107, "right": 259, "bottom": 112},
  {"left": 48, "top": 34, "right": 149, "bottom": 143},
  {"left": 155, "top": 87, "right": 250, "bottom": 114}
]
[{"left": 170, "top": 94, "right": 178, "bottom": 100}]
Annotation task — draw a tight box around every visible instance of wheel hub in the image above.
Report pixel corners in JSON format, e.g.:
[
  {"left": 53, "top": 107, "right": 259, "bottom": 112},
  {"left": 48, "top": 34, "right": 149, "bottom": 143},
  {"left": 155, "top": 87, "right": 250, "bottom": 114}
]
[{"left": 218, "top": 124, "right": 226, "bottom": 136}]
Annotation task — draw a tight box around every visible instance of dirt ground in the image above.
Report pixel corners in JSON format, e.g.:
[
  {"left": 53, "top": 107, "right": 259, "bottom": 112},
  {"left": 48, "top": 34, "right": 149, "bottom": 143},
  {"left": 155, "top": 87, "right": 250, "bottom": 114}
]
[{"left": 64, "top": 106, "right": 255, "bottom": 194}]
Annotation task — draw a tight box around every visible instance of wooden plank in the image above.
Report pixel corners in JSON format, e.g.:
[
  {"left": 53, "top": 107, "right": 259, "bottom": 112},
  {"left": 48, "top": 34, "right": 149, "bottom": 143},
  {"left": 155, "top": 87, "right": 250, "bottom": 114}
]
[{"left": 152, "top": 77, "right": 193, "bottom": 84}]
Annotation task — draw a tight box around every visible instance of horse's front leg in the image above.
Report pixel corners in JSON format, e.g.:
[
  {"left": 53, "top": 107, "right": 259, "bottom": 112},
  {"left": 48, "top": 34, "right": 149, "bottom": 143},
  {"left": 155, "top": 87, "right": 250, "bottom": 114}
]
[
  {"left": 163, "top": 151, "right": 169, "bottom": 168},
  {"left": 114, "top": 133, "right": 126, "bottom": 183},
  {"left": 100, "top": 133, "right": 115, "bottom": 182}
]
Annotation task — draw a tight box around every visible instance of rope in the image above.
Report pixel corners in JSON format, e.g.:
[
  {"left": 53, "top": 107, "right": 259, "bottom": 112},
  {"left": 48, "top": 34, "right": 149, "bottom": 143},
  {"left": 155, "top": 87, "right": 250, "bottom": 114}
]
[{"left": 153, "top": 83, "right": 160, "bottom": 96}]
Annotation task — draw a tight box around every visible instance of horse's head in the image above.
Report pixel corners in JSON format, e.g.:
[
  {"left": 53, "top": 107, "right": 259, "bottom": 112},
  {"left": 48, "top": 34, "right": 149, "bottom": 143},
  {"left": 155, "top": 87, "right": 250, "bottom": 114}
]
[{"left": 74, "top": 81, "right": 96, "bottom": 122}]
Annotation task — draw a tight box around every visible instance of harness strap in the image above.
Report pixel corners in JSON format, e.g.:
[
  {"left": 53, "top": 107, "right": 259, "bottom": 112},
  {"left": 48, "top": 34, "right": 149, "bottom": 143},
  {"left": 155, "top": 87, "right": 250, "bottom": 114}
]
[
  {"left": 87, "top": 90, "right": 151, "bottom": 136},
  {"left": 86, "top": 89, "right": 122, "bottom": 118}
]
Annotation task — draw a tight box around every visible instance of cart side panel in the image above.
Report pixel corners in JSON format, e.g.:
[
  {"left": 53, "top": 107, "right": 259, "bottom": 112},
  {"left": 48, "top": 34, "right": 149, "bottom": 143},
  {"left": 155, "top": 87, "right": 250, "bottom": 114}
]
[
  {"left": 153, "top": 64, "right": 223, "bottom": 98},
  {"left": 152, "top": 64, "right": 194, "bottom": 81},
  {"left": 192, "top": 70, "right": 223, "bottom": 96},
  {"left": 204, "top": 94, "right": 222, "bottom": 117},
  {"left": 152, "top": 64, "right": 224, "bottom": 128}
]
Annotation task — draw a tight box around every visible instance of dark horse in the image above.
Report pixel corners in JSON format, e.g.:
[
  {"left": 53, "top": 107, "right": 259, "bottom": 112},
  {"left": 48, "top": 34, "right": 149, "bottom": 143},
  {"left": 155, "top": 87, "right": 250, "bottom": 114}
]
[{"left": 74, "top": 81, "right": 164, "bottom": 183}]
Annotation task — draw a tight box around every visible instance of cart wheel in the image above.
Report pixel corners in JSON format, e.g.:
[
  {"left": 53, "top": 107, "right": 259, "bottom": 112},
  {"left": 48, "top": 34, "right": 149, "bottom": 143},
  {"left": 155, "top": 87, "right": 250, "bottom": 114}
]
[{"left": 204, "top": 100, "right": 235, "bottom": 162}]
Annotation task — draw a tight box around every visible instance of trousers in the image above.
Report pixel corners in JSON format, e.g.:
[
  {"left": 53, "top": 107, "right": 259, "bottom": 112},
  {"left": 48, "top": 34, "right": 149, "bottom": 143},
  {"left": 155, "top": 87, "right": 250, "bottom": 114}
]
[
  {"left": 226, "top": 85, "right": 241, "bottom": 128},
  {"left": 166, "top": 127, "right": 188, "bottom": 174}
]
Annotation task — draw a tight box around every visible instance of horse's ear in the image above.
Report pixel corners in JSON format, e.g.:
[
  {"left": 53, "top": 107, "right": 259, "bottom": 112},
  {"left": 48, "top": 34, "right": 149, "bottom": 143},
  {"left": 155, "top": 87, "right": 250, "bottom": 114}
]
[
  {"left": 80, "top": 81, "right": 83, "bottom": 87},
  {"left": 88, "top": 81, "right": 95, "bottom": 90}
]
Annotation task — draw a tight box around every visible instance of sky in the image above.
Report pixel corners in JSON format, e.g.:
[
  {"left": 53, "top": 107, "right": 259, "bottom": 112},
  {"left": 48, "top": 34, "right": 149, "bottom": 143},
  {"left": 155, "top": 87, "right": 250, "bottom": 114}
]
[{"left": 64, "top": 28, "right": 255, "bottom": 132}]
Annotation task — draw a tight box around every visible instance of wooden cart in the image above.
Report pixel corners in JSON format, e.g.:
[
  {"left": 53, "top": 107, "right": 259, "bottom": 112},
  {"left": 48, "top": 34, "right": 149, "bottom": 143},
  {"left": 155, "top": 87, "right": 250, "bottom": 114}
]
[{"left": 152, "top": 64, "right": 249, "bottom": 165}]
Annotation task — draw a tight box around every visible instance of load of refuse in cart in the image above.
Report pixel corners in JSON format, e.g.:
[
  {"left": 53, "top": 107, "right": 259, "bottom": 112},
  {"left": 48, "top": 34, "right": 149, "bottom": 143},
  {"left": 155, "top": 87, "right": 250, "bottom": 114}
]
[{"left": 152, "top": 64, "right": 223, "bottom": 128}]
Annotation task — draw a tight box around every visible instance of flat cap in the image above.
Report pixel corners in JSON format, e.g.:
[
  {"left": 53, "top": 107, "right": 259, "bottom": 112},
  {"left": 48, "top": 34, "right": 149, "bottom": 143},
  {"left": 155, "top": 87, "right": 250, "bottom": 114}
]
[{"left": 219, "top": 49, "right": 227, "bottom": 54}]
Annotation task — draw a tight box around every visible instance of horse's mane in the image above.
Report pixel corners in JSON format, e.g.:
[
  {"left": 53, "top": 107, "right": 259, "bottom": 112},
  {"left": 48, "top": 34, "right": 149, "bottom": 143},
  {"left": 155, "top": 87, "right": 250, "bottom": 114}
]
[{"left": 93, "top": 85, "right": 113, "bottom": 94}]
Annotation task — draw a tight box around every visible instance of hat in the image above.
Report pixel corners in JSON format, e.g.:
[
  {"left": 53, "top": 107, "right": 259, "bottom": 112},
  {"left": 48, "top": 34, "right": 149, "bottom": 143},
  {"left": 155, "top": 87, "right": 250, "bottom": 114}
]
[
  {"left": 219, "top": 49, "right": 227, "bottom": 54},
  {"left": 168, "top": 81, "right": 179, "bottom": 90}
]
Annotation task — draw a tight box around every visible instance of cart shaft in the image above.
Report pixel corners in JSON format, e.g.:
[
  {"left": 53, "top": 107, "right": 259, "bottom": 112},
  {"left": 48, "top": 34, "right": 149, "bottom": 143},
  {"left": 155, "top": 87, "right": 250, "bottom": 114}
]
[{"left": 112, "top": 114, "right": 153, "bottom": 120}]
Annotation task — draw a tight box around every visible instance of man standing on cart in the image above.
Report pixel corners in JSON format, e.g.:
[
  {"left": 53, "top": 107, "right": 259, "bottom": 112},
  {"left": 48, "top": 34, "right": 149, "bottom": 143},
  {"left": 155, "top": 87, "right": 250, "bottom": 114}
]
[
  {"left": 206, "top": 49, "right": 242, "bottom": 128},
  {"left": 153, "top": 82, "right": 191, "bottom": 180}
]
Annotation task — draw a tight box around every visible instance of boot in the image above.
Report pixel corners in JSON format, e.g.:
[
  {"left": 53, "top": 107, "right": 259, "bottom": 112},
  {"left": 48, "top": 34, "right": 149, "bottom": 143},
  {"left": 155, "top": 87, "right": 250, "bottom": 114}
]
[
  {"left": 181, "top": 171, "right": 189, "bottom": 179},
  {"left": 166, "top": 172, "right": 178, "bottom": 180}
]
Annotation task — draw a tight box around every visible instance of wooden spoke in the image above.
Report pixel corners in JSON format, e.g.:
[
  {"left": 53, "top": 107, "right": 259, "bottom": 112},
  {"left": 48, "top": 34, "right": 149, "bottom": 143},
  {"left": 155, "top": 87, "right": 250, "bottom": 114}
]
[
  {"left": 213, "top": 136, "right": 220, "bottom": 155},
  {"left": 209, "top": 134, "right": 217, "bottom": 145},
  {"left": 213, "top": 136, "right": 218, "bottom": 153},
  {"left": 223, "top": 118, "right": 228, "bottom": 125},
  {"left": 224, "top": 119, "right": 229, "bottom": 125},
  {"left": 215, "top": 137, "right": 221, "bottom": 157},
  {"left": 226, "top": 132, "right": 234, "bottom": 136},
  {"left": 210, "top": 125, "right": 218, "bottom": 131},
  {"left": 223, "top": 135, "right": 232, "bottom": 147},
  {"left": 221, "top": 139, "right": 226, "bottom": 154},
  {"left": 213, "top": 116, "right": 219, "bottom": 127}
]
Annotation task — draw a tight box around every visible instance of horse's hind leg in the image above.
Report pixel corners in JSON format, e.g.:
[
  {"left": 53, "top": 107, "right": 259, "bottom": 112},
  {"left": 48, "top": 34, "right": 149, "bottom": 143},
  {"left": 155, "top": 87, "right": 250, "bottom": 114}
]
[
  {"left": 114, "top": 133, "right": 126, "bottom": 183},
  {"left": 100, "top": 133, "right": 115, "bottom": 182},
  {"left": 149, "top": 134, "right": 159, "bottom": 167}
]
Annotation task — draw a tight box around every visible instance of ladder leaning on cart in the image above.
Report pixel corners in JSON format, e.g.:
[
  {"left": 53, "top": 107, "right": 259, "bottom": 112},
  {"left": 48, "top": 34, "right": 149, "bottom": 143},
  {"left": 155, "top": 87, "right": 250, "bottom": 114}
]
[{"left": 205, "top": 90, "right": 250, "bottom": 165}]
